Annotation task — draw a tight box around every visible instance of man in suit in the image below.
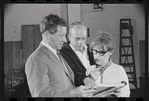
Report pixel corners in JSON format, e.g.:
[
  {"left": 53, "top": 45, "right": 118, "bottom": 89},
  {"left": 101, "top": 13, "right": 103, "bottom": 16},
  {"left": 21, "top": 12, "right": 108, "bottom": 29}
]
[
  {"left": 25, "top": 14, "right": 96, "bottom": 97},
  {"left": 60, "top": 22, "right": 95, "bottom": 87}
]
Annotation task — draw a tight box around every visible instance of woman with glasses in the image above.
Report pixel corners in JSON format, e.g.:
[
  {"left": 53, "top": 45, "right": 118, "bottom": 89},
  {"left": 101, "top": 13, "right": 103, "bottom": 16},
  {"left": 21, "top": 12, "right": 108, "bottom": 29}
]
[{"left": 85, "top": 31, "right": 130, "bottom": 97}]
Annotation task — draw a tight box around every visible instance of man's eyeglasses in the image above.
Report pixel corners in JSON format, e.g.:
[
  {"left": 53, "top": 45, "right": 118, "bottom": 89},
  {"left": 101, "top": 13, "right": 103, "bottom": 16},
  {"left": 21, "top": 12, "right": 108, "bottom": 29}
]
[{"left": 91, "top": 49, "right": 109, "bottom": 56}]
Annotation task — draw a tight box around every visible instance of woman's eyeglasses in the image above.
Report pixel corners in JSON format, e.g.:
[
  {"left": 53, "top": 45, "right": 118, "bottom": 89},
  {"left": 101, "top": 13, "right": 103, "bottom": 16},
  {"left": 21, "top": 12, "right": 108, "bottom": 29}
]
[{"left": 91, "top": 49, "right": 109, "bottom": 56}]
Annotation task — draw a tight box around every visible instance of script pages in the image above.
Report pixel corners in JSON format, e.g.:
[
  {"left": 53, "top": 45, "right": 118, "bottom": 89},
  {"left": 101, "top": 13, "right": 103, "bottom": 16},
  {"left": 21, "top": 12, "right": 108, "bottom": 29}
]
[{"left": 92, "top": 81, "right": 127, "bottom": 97}]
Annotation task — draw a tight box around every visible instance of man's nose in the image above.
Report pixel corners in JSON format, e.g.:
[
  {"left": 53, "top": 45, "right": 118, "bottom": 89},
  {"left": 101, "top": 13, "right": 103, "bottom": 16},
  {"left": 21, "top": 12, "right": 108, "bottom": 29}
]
[{"left": 78, "top": 40, "right": 83, "bottom": 45}]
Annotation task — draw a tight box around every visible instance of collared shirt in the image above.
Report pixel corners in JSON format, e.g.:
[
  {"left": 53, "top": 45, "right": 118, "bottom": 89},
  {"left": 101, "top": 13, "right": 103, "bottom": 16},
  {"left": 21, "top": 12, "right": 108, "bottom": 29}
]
[
  {"left": 69, "top": 44, "right": 90, "bottom": 69},
  {"left": 41, "top": 41, "right": 59, "bottom": 59},
  {"left": 95, "top": 61, "right": 130, "bottom": 97},
  {"left": 41, "top": 41, "right": 68, "bottom": 72}
]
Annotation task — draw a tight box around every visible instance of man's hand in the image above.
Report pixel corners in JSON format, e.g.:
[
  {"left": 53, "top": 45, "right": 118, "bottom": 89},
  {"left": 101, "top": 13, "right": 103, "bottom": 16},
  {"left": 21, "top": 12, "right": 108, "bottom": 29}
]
[
  {"left": 84, "top": 77, "right": 96, "bottom": 88},
  {"left": 70, "top": 85, "right": 97, "bottom": 97}
]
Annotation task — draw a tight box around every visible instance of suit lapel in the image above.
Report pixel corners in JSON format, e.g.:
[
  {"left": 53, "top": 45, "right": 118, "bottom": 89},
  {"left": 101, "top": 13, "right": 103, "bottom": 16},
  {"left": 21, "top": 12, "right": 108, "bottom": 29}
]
[
  {"left": 39, "top": 43, "right": 69, "bottom": 75},
  {"left": 63, "top": 59, "right": 74, "bottom": 84}
]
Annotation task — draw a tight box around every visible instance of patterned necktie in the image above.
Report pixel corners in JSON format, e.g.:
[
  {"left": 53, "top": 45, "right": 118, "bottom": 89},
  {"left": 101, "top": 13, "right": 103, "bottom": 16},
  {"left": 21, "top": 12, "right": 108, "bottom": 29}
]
[
  {"left": 99, "top": 67, "right": 107, "bottom": 74},
  {"left": 98, "top": 67, "right": 105, "bottom": 83},
  {"left": 98, "top": 59, "right": 112, "bottom": 73},
  {"left": 97, "top": 59, "right": 112, "bottom": 83}
]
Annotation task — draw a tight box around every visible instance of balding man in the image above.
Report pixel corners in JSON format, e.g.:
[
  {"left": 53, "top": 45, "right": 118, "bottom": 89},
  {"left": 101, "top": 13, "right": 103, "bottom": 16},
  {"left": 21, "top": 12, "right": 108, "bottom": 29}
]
[{"left": 60, "top": 22, "right": 95, "bottom": 87}]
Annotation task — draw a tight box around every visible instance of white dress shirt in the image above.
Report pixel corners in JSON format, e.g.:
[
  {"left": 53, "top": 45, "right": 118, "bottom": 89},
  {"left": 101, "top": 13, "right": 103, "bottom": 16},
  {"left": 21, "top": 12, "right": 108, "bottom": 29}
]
[
  {"left": 41, "top": 41, "right": 68, "bottom": 72},
  {"left": 69, "top": 44, "right": 90, "bottom": 69}
]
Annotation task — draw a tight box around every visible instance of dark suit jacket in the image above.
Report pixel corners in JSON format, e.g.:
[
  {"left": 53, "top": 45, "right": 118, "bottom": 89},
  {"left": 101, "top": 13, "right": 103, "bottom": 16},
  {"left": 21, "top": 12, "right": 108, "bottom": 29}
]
[
  {"left": 60, "top": 43, "right": 95, "bottom": 87},
  {"left": 25, "top": 43, "right": 75, "bottom": 97}
]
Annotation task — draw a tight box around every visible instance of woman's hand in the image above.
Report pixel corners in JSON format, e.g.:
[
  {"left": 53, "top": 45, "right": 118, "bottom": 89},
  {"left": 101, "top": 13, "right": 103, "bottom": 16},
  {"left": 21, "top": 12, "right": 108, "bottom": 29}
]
[
  {"left": 86, "top": 65, "right": 102, "bottom": 80},
  {"left": 86, "top": 65, "right": 96, "bottom": 76}
]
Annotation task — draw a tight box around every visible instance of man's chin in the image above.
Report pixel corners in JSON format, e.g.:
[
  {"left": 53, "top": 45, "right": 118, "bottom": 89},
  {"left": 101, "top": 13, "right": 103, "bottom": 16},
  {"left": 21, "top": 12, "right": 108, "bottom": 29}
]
[{"left": 76, "top": 47, "right": 82, "bottom": 51}]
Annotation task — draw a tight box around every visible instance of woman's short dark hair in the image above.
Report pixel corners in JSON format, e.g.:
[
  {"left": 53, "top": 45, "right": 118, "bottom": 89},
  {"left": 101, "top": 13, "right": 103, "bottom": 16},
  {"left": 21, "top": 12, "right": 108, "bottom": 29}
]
[{"left": 40, "top": 14, "right": 66, "bottom": 34}]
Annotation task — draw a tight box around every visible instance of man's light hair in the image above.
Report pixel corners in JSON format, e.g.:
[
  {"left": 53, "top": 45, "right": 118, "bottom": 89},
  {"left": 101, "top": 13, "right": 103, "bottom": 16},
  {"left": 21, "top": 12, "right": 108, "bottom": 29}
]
[{"left": 69, "top": 21, "right": 87, "bottom": 36}]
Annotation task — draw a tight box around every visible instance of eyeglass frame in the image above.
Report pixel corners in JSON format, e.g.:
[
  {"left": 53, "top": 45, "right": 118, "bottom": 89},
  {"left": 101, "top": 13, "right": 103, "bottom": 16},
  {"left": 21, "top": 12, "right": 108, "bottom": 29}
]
[{"left": 91, "top": 49, "right": 110, "bottom": 56}]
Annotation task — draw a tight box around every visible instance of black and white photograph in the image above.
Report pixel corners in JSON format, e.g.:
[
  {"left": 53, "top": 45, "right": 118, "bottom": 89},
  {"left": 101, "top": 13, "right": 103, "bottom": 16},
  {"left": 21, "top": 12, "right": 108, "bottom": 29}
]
[{"left": 4, "top": 4, "right": 146, "bottom": 98}]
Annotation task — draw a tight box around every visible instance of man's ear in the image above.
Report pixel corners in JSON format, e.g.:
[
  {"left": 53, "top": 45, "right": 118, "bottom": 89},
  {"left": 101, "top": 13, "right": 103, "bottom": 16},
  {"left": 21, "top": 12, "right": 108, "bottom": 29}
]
[{"left": 45, "top": 32, "right": 52, "bottom": 40}]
